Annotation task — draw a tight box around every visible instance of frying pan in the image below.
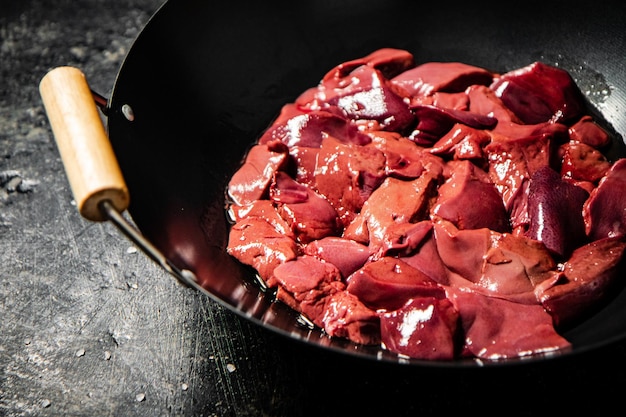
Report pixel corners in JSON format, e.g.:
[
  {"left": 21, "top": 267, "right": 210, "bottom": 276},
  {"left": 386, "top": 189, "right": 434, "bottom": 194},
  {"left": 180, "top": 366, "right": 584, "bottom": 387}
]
[{"left": 40, "top": 0, "right": 626, "bottom": 367}]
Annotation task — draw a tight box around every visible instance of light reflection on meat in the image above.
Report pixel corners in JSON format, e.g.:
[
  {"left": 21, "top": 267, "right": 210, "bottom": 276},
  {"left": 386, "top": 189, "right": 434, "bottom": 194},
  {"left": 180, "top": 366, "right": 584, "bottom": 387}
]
[{"left": 225, "top": 48, "right": 626, "bottom": 361}]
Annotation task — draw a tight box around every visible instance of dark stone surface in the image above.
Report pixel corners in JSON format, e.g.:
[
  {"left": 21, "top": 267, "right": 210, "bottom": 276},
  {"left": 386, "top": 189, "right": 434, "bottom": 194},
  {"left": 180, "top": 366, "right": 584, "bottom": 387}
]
[
  {"left": 2, "top": 1, "right": 626, "bottom": 416},
  {"left": 0, "top": 1, "right": 299, "bottom": 416}
]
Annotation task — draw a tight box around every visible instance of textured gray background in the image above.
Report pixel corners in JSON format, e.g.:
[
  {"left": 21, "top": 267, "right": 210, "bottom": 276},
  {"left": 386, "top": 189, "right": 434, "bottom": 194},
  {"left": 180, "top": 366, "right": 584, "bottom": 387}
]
[
  {"left": 0, "top": 1, "right": 301, "bottom": 416},
  {"left": 2, "top": 1, "right": 626, "bottom": 417}
]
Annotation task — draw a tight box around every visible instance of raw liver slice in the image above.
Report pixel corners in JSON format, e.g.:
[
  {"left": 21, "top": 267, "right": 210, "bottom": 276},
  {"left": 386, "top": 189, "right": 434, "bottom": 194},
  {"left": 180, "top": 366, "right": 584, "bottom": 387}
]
[
  {"left": 227, "top": 201, "right": 298, "bottom": 285},
  {"left": 272, "top": 255, "right": 346, "bottom": 329},
  {"left": 583, "top": 158, "right": 626, "bottom": 241},
  {"left": 537, "top": 236, "right": 626, "bottom": 328},
  {"left": 380, "top": 296, "right": 459, "bottom": 360},
  {"left": 491, "top": 61, "right": 586, "bottom": 124},
  {"left": 525, "top": 165, "right": 589, "bottom": 258},
  {"left": 391, "top": 61, "right": 494, "bottom": 97},
  {"left": 343, "top": 174, "right": 438, "bottom": 250},
  {"left": 449, "top": 289, "right": 571, "bottom": 360},
  {"left": 270, "top": 172, "right": 341, "bottom": 244},
  {"left": 346, "top": 257, "right": 445, "bottom": 311},
  {"left": 432, "top": 160, "right": 510, "bottom": 233},
  {"left": 304, "top": 236, "right": 371, "bottom": 279},
  {"left": 321, "top": 290, "right": 381, "bottom": 346},
  {"left": 227, "top": 140, "right": 289, "bottom": 205}
]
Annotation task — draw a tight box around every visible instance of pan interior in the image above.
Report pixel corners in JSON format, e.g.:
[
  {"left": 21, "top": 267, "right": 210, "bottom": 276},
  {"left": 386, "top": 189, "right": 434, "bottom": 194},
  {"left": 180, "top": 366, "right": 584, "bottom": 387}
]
[{"left": 107, "top": 0, "right": 626, "bottom": 366}]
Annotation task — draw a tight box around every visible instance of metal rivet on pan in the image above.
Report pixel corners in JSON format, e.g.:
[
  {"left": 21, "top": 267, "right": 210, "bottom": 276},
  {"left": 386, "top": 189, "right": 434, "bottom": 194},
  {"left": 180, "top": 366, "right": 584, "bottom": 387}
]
[{"left": 121, "top": 104, "right": 135, "bottom": 121}]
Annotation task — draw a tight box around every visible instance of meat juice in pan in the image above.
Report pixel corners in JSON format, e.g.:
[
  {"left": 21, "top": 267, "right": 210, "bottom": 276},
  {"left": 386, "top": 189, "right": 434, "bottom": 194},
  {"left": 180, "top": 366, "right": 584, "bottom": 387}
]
[{"left": 225, "top": 48, "right": 626, "bottom": 361}]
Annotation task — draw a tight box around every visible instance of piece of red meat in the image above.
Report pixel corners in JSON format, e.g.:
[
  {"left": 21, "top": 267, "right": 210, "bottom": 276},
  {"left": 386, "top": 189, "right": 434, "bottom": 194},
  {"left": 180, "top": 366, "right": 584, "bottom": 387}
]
[
  {"left": 343, "top": 174, "right": 439, "bottom": 250},
  {"left": 431, "top": 220, "right": 494, "bottom": 284},
  {"left": 429, "top": 123, "right": 492, "bottom": 162},
  {"left": 558, "top": 141, "right": 612, "bottom": 183},
  {"left": 227, "top": 199, "right": 291, "bottom": 236},
  {"left": 380, "top": 296, "right": 459, "bottom": 360},
  {"left": 408, "top": 104, "right": 497, "bottom": 146},
  {"left": 411, "top": 91, "right": 469, "bottom": 111},
  {"left": 432, "top": 160, "right": 510, "bottom": 233},
  {"left": 490, "top": 61, "right": 586, "bottom": 125},
  {"left": 525, "top": 165, "right": 590, "bottom": 258},
  {"left": 434, "top": 220, "right": 556, "bottom": 304},
  {"left": 490, "top": 121, "right": 570, "bottom": 149},
  {"left": 484, "top": 131, "right": 553, "bottom": 232},
  {"left": 304, "top": 236, "right": 371, "bottom": 279},
  {"left": 299, "top": 63, "right": 416, "bottom": 133},
  {"left": 485, "top": 132, "right": 553, "bottom": 209},
  {"left": 227, "top": 202, "right": 298, "bottom": 285},
  {"left": 326, "top": 65, "right": 416, "bottom": 132},
  {"left": 583, "top": 158, "right": 626, "bottom": 241},
  {"left": 322, "top": 47, "right": 415, "bottom": 82},
  {"left": 377, "top": 221, "right": 451, "bottom": 286},
  {"left": 448, "top": 289, "right": 571, "bottom": 360},
  {"left": 536, "top": 236, "right": 626, "bottom": 328},
  {"left": 368, "top": 130, "right": 446, "bottom": 180},
  {"left": 466, "top": 84, "right": 522, "bottom": 123},
  {"left": 321, "top": 290, "right": 381, "bottom": 346},
  {"left": 377, "top": 220, "right": 434, "bottom": 258},
  {"left": 391, "top": 61, "right": 494, "bottom": 97},
  {"left": 288, "top": 145, "right": 319, "bottom": 187},
  {"left": 272, "top": 255, "right": 346, "bottom": 328},
  {"left": 258, "top": 106, "right": 371, "bottom": 148},
  {"left": 314, "top": 135, "right": 387, "bottom": 227},
  {"left": 346, "top": 257, "right": 445, "bottom": 311},
  {"left": 568, "top": 115, "right": 612, "bottom": 149},
  {"left": 270, "top": 172, "right": 341, "bottom": 243},
  {"left": 227, "top": 140, "right": 290, "bottom": 206}
]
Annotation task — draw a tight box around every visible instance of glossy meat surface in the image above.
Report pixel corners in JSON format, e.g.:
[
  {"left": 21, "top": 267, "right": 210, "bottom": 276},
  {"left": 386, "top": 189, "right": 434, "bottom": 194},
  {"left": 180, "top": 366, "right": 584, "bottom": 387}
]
[{"left": 226, "top": 48, "right": 625, "bottom": 361}]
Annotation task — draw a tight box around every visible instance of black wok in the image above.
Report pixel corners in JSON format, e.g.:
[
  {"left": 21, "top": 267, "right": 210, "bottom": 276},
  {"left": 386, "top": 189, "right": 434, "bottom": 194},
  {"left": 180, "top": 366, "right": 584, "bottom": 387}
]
[{"left": 41, "top": 0, "right": 626, "bottom": 367}]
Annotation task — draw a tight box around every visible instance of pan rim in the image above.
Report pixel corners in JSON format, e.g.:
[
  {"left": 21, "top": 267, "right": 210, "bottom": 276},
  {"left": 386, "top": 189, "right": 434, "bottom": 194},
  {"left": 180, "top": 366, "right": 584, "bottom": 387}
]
[{"left": 105, "top": 0, "right": 626, "bottom": 368}]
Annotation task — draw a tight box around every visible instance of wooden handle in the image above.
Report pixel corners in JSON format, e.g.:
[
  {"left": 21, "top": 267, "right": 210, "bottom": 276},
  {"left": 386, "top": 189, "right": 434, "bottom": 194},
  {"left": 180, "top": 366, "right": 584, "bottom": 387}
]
[{"left": 39, "top": 66, "right": 129, "bottom": 221}]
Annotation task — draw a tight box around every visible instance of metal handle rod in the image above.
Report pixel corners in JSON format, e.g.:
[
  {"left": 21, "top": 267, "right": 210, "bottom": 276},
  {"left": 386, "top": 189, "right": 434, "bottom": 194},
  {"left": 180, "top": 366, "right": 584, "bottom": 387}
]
[
  {"left": 99, "top": 200, "right": 199, "bottom": 289},
  {"left": 40, "top": 67, "right": 199, "bottom": 290}
]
